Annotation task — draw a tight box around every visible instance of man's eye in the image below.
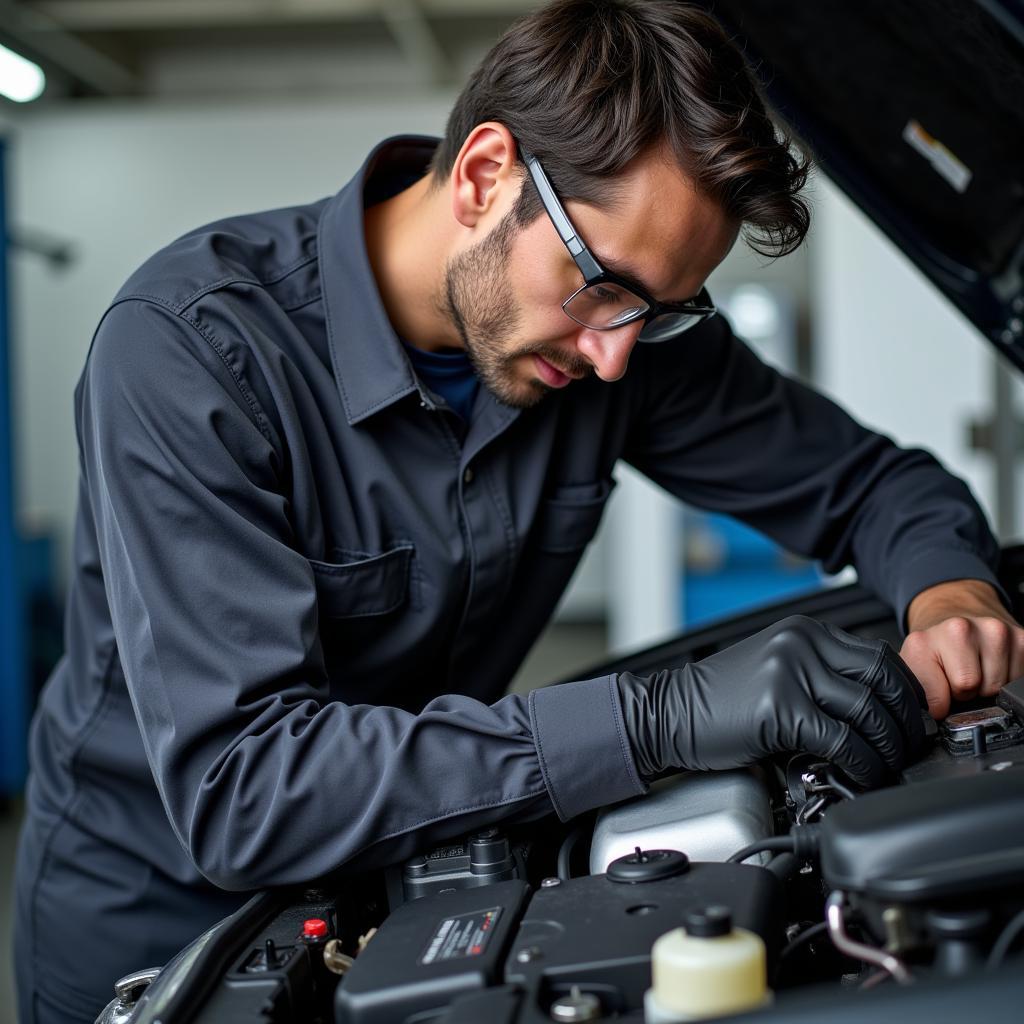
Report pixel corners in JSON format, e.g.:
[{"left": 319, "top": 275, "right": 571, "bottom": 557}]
[{"left": 593, "top": 285, "right": 623, "bottom": 304}]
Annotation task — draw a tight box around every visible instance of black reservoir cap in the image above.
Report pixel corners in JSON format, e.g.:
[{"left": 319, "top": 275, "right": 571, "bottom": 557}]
[
  {"left": 469, "top": 830, "right": 514, "bottom": 874},
  {"left": 606, "top": 848, "right": 689, "bottom": 884},
  {"left": 685, "top": 906, "right": 732, "bottom": 938}
]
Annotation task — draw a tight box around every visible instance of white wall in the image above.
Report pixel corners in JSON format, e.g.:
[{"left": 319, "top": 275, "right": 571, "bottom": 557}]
[
  {"left": 7, "top": 96, "right": 455, "bottom": 583},
  {"left": 810, "top": 175, "right": 999, "bottom": 532}
]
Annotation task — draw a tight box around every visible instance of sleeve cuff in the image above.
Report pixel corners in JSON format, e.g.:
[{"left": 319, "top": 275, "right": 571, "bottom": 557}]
[
  {"left": 529, "top": 675, "right": 646, "bottom": 821},
  {"left": 895, "top": 545, "right": 1010, "bottom": 634}
]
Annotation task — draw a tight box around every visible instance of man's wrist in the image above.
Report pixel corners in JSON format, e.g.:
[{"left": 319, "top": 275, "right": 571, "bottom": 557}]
[{"left": 906, "top": 578, "right": 1012, "bottom": 633}]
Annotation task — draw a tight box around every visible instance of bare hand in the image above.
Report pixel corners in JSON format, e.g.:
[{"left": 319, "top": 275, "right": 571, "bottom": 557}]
[{"left": 900, "top": 579, "right": 1024, "bottom": 719}]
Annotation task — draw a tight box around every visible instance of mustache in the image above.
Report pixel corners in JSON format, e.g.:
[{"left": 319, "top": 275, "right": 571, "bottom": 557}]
[{"left": 516, "top": 345, "right": 594, "bottom": 380}]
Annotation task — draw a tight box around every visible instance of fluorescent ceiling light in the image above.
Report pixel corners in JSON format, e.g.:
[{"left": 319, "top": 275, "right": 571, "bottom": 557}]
[{"left": 0, "top": 42, "right": 45, "bottom": 103}]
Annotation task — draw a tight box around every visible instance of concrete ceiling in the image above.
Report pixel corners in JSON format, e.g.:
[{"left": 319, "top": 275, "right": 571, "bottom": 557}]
[{"left": 0, "top": 0, "right": 536, "bottom": 101}]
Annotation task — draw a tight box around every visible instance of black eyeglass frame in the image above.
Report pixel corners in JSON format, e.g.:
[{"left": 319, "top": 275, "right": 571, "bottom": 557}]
[{"left": 520, "top": 148, "right": 717, "bottom": 342}]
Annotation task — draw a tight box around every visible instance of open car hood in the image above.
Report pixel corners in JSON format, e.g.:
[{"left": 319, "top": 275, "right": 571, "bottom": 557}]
[{"left": 708, "top": 0, "right": 1024, "bottom": 368}]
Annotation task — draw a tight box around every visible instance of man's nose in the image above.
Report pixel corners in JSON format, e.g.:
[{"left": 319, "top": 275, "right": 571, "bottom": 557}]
[{"left": 575, "top": 321, "right": 644, "bottom": 381}]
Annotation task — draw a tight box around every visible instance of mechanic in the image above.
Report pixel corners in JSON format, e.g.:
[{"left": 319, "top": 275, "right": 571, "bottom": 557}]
[{"left": 13, "top": 2, "right": 1024, "bottom": 1021}]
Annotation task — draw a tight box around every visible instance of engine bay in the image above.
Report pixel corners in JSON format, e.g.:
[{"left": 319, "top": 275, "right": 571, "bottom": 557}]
[
  {"left": 105, "top": 670, "right": 1024, "bottom": 1024},
  {"left": 99, "top": 550, "right": 1024, "bottom": 1024}
]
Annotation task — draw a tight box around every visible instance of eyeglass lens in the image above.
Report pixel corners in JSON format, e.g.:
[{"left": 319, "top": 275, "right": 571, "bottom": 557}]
[
  {"left": 564, "top": 280, "right": 648, "bottom": 329},
  {"left": 637, "top": 312, "right": 709, "bottom": 342},
  {"left": 564, "top": 281, "right": 712, "bottom": 343}
]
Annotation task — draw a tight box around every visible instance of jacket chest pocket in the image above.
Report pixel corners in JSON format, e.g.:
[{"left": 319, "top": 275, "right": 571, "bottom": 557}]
[
  {"left": 308, "top": 544, "right": 414, "bottom": 618},
  {"left": 534, "top": 478, "right": 617, "bottom": 554}
]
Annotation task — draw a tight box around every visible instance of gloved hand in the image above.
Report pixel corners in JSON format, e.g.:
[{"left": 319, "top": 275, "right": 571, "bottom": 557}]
[{"left": 617, "top": 615, "right": 928, "bottom": 788}]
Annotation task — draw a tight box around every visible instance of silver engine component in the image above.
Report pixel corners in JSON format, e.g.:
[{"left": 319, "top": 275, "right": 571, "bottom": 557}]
[
  {"left": 95, "top": 967, "right": 161, "bottom": 1024},
  {"left": 590, "top": 768, "right": 774, "bottom": 873}
]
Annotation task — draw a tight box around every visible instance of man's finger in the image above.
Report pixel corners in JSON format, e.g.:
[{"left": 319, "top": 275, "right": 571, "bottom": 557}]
[
  {"left": 867, "top": 644, "right": 928, "bottom": 758},
  {"left": 935, "top": 621, "right": 983, "bottom": 702},
  {"left": 818, "top": 626, "right": 924, "bottom": 755},
  {"left": 1009, "top": 628, "right": 1024, "bottom": 682},
  {"left": 811, "top": 673, "right": 905, "bottom": 772},
  {"left": 798, "top": 718, "right": 887, "bottom": 789},
  {"left": 976, "top": 617, "right": 1012, "bottom": 698},
  {"left": 900, "top": 632, "right": 952, "bottom": 719}
]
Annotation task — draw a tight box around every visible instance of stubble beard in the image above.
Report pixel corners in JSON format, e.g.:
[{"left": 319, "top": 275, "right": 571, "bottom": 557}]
[{"left": 440, "top": 210, "right": 590, "bottom": 410}]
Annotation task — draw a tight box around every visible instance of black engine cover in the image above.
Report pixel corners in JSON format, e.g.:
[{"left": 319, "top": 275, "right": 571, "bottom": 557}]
[
  {"left": 334, "top": 862, "right": 783, "bottom": 1024},
  {"left": 820, "top": 769, "right": 1024, "bottom": 902}
]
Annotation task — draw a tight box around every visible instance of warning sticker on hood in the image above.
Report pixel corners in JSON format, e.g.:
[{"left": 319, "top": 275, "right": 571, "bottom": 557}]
[
  {"left": 420, "top": 907, "right": 501, "bottom": 965},
  {"left": 902, "top": 119, "right": 973, "bottom": 193}
]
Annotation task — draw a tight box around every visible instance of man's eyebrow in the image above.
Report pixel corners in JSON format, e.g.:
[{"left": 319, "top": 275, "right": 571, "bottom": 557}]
[
  {"left": 591, "top": 247, "right": 705, "bottom": 307},
  {"left": 591, "top": 248, "right": 657, "bottom": 299}
]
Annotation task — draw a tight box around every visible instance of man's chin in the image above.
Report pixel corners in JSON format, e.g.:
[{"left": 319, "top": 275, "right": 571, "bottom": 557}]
[
  {"left": 486, "top": 381, "right": 550, "bottom": 411},
  {"left": 478, "top": 367, "right": 552, "bottom": 411}
]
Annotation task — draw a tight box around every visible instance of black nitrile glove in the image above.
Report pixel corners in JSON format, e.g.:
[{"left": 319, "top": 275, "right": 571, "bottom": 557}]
[{"left": 617, "top": 615, "right": 928, "bottom": 789}]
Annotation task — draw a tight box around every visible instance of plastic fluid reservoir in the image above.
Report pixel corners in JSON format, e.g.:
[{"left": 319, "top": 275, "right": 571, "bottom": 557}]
[{"left": 644, "top": 905, "right": 770, "bottom": 1023}]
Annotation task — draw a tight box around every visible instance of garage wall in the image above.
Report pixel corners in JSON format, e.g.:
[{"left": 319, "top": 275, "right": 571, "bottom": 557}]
[
  {"left": 811, "top": 175, "right": 1003, "bottom": 542},
  {"left": 7, "top": 95, "right": 455, "bottom": 585}
]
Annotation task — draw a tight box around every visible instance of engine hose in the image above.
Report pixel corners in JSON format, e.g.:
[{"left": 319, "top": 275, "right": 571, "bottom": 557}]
[
  {"left": 765, "top": 852, "right": 800, "bottom": 880},
  {"left": 779, "top": 920, "right": 831, "bottom": 961},
  {"left": 727, "top": 836, "right": 794, "bottom": 863},
  {"left": 823, "top": 767, "right": 859, "bottom": 802},
  {"left": 825, "top": 891, "right": 913, "bottom": 985},
  {"left": 727, "top": 825, "right": 820, "bottom": 864},
  {"left": 987, "top": 908, "right": 1024, "bottom": 970},
  {"left": 557, "top": 822, "right": 588, "bottom": 880}
]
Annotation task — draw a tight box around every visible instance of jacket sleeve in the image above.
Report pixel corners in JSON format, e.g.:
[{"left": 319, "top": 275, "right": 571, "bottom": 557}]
[
  {"left": 626, "top": 314, "right": 1005, "bottom": 629},
  {"left": 78, "top": 299, "right": 643, "bottom": 890}
]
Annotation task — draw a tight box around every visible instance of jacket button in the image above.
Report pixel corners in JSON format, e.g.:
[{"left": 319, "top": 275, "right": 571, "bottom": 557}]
[{"left": 463, "top": 467, "right": 474, "bottom": 485}]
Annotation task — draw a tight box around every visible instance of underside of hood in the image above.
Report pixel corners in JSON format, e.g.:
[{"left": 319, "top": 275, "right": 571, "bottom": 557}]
[{"left": 707, "top": 0, "right": 1024, "bottom": 369}]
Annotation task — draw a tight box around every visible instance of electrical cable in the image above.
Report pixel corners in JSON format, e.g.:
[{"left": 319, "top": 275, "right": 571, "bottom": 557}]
[
  {"left": 556, "top": 822, "right": 588, "bottom": 881},
  {"left": 779, "top": 920, "right": 830, "bottom": 960},
  {"left": 987, "top": 908, "right": 1024, "bottom": 970},
  {"left": 772, "top": 919, "right": 832, "bottom": 986},
  {"left": 727, "top": 826, "right": 820, "bottom": 864},
  {"left": 796, "top": 793, "right": 829, "bottom": 824},
  {"left": 765, "top": 852, "right": 800, "bottom": 880},
  {"left": 823, "top": 767, "right": 859, "bottom": 802},
  {"left": 726, "top": 836, "right": 794, "bottom": 863}
]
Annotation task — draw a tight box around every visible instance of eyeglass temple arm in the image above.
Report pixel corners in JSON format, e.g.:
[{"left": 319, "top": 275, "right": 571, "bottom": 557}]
[{"left": 521, "top": 150, "right": 603, "bottom": 281}]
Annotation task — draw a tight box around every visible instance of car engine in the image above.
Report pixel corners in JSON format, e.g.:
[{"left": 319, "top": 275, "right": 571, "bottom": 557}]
[{"left": 99, "top": 663, "right": 1024, "bottom": 1024}]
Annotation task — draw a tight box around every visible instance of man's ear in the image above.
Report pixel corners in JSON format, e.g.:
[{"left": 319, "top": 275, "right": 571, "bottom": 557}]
[{"left": 449, "top": 122, "right": 520, "bottom": 229}]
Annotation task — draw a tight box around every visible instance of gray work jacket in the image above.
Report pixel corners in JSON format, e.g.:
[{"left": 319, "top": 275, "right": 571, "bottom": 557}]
[{"left": 27, "top": 136, "right": 1001, "bottom": 900}]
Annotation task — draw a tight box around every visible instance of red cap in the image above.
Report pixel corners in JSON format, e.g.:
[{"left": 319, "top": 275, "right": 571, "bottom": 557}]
[{"left": 303, "top": 918, "right": 328, "bottom": 939}]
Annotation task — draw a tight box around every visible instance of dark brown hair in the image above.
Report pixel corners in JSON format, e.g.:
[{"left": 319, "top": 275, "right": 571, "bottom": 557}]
[{"left": 431, "top": 0, "right": 810, "bottom": 258}]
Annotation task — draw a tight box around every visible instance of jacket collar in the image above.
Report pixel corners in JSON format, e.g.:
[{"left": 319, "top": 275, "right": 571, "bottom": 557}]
[{"left": 318, "top": 135, "right": 440, "bottom": 425}]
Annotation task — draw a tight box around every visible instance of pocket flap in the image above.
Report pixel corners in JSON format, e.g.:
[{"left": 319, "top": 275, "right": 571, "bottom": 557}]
[
  {"left": 536, "top": 478, "right": 617, "bottom": 554},
  {"left": 308, "top": 545, "right": 413, "bottom": 618}
]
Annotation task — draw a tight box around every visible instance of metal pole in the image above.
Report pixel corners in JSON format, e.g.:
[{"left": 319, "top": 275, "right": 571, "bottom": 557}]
[{"left": 992, "top": 355, "right": 1017, "bottom": 539}]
